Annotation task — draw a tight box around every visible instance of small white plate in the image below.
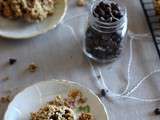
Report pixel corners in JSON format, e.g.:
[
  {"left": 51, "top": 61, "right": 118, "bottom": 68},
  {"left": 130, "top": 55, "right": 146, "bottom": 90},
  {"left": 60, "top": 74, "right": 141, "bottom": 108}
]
[
  {"left": 0, "top": 0, "right": 67, "bottom": 39},
  {"left": 4, "top": 80, "right": 109, "bottom": 120}
]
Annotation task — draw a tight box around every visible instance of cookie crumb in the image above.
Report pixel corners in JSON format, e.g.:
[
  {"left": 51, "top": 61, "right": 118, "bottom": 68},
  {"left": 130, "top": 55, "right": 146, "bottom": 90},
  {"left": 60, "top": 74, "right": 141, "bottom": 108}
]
[
  {"left": 79, "top": 113, "right": 93, "bottom": 120},
  {"left": 0, "top": 95, "right": 11, "bottom": 103},
  {"left": 77, "top": 0, "right": 86, "bottom": 7},
  {"left": 0, "top": 76, "right": 9, "bottom": 81},
  {"left": 28, "top": 63, "right": 38, "bottom": 72}
]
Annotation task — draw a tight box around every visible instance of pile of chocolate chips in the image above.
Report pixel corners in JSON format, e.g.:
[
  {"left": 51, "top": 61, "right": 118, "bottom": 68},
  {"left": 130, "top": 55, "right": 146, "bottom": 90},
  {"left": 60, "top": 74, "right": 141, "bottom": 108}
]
[
  {"left": 93, "top": 1, "right": 123, "bottom": 22},
  {"left": 85, "top": 1, "right": 124, "bottom": 61}
]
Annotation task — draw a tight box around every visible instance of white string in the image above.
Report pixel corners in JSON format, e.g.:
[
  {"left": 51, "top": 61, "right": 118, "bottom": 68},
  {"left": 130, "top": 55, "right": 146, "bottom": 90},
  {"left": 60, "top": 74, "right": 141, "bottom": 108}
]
[
  {"left": 127, "top": 31, "right": 152, "bottom": 40},
  {"left": 61, "top": 13, "right": 88, "bottom": 24},
  {"left": 87, "top": 57, "right": 160, "bottom": 102},
  {"left": 121, "top": 36, "right": 134, "bottom": 95},
  {"left": 126, "top": 69, "right": 160, "bottom": 96},
  {"left": 61, "top": 22, "right": 109, "bottom": 91},
  {"left": 110, "top": 94, "right": 160, "bottom": 102},
  {"left": 62, "top": 14, "right": 160, "bottom": 102},
  {"left": 119, "top": 31, "right": 151, "bottom": 95},
  {"left": 95, "top": 35, "right": 160, "bottom": 101},
  {"left": 87, "top": 59, "right": 107, "bottom": 89}
]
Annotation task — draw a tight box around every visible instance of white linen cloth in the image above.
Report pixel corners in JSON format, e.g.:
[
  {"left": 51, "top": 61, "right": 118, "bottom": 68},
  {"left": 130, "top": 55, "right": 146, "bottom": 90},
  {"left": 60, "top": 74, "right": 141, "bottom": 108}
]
[{"left": 0, "top": 0, "right": 160, "bottom": 120}]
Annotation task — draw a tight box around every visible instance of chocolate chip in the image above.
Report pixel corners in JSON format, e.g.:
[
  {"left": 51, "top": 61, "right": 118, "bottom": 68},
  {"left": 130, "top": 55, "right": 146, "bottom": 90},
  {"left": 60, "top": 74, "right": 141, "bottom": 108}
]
[
  {"left": 99, "top": 1, "right": 106, "bottom": 10},
  {"left": 85, "top": 23, "right": 123, "bottom": 60},
  {"left": 104, "top": 14, "right": 111, "bottom": 21},
  {"left": 62, "top": 114, "right": 65, "bottom": 118},
  {"left": 49, "top": 114, "right": 59, "bottom": 120},
  {"left": 97, "top": 75, "right": 101, "bottom": 79},
  {"left": 93, "top": 1, "right": 123, "bottom": 23},
  {"left": 112, "top": 10, "right": 119, "bottom": 16},
  {"left": 9, "top": 58, "right": 17, "bottom": 65},
  {"left": 93, "top": 11, "right": 99, "bottom": 18},
  {"left": 105, "top": 7, "right": 112, "bottom": 13},
  {"left": 111, "top": 3, "right": 119, "bottom": 11},
  {"left": 94, "top": 6, "right": 100, "bottom": 14},
  {"left": 95, "top": 7, "right": 105, "bottom": 17},
  {"left": 65, "top": 109, "right": 70, "bottom": 114},
  {"left": 101, "top": 89, "right": 106, "bottom": 97},
  {"left": 104, "top": 3, "right": 110, "bottom": 9},
  {"left": 154, "top": 108, "right": 160, "bottom": 115},
  {"left": 114, "top": 12, "right": 123, "bottom": 19}
]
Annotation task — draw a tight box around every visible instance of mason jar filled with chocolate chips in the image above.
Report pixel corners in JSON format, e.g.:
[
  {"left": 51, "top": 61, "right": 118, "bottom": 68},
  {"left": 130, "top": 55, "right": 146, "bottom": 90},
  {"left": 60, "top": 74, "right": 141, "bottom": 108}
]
[{"left": 83, "top": 0, "right": 128, "bottom": 63}]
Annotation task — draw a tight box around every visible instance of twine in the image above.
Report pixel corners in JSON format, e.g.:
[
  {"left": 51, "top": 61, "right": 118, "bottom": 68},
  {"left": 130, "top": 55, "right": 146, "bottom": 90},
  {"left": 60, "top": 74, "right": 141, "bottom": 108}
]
[{"left": 62, "top": 16, "right": 160, "bottom": 102}]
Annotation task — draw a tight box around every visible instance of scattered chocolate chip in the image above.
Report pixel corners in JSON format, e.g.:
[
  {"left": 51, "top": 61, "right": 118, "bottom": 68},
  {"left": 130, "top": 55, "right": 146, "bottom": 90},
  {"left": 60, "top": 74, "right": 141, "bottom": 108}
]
[
  {"left": 154, "top": 108, "right": 160, "bottom": 115},
  {"left": 101, "top": 89, "right": 106, "bottom": 97},
  {"left": 28, "top": 63, "right": 38, "bottom": 72},
  {"left": 9, "top": 58, "right": 17, "bottom": 65},
  {"left": 97, "top": 75, "right": 101, "bottom": 79}
]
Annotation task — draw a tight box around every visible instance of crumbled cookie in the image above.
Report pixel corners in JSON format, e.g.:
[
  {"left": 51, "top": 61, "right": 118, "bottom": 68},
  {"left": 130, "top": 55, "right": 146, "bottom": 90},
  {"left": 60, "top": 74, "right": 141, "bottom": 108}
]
[
  {"left": 30, "top": 90, "right": 94, "bottom": 120},
  {"left": 68, "top": 89, "right": 87, "bottom": 104},
  {"left": 79, "top": 113, "right": 93, "bottom": 120},
  {"left": 0, "top": 95, "right": 10, "bottom": 103},
  {"left": 48, "top": 96, "right": 70, "bottom": 107},
  {"left": 31, "top": 96, "right": 75, "bottom": 120},
  {"left": 0, "top": 0, "right": 56, "bottom": 22},
  {"left": 0, "top": 76, "right": 9, "bottom": 81},
  {"left": 77, "top": 0, "right": 86, "bottom": 7},
  {"left": 28, "top": 63, "right": 38, "bottom": 72}
]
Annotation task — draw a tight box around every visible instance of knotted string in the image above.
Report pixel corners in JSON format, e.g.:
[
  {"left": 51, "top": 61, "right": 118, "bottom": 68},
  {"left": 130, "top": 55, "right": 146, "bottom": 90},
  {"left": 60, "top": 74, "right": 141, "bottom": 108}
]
[
  {"left": 62, "top": 14, "right": 160, "bottom": 102},
  {"left": 88, "top": 31, "right": 160, "bottom": 102}
]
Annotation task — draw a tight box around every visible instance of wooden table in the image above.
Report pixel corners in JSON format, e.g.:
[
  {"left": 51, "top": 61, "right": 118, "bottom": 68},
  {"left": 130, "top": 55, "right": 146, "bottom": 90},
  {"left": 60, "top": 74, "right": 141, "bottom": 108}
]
[{"left": 1, "top": 0, "right": 160, "bottom": 120}]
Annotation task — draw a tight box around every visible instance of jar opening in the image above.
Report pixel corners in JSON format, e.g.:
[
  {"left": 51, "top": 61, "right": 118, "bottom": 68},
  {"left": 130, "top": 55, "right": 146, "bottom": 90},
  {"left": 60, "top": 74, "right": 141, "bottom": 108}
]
[{"left": 89, "top": 0, "right": 127, "bottom": 27}]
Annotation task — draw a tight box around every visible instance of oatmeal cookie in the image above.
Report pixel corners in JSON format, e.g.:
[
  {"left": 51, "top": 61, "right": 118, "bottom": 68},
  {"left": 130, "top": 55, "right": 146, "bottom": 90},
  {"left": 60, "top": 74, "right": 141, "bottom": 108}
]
[
  {"left": 0, "top": 0, "right": 56, "bottom": 22},
  {"left": 31, "top": 103, "right": 75, "bottom": 120}
]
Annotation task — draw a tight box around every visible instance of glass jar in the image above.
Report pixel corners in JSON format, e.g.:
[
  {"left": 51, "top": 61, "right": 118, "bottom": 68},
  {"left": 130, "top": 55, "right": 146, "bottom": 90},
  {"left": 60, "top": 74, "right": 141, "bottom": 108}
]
[{"left": 83, "top": 0, "right": 128, "bottom": 63}]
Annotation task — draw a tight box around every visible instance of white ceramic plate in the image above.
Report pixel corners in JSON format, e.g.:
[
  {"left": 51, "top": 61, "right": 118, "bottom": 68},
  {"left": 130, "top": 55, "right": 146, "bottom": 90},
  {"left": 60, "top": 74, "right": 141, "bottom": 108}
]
[
  {"left": 4, "top": 80, "right": 109, "bottom": 120},
  {"left": 0, "top": 0, "right": 67, "bottom": 39}
]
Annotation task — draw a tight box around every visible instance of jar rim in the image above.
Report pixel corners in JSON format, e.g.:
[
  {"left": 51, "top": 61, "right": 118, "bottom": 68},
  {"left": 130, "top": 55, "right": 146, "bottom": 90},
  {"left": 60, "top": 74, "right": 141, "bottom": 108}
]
[{"left": 90, "top": 0, "right": 127, "bottom": 26}]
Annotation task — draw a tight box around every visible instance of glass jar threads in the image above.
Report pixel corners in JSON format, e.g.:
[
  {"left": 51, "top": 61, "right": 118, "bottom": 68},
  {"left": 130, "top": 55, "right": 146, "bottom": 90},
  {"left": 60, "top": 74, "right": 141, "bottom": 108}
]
[{"left": 83, "top": 0, "right": 128, "bottom": 63}]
